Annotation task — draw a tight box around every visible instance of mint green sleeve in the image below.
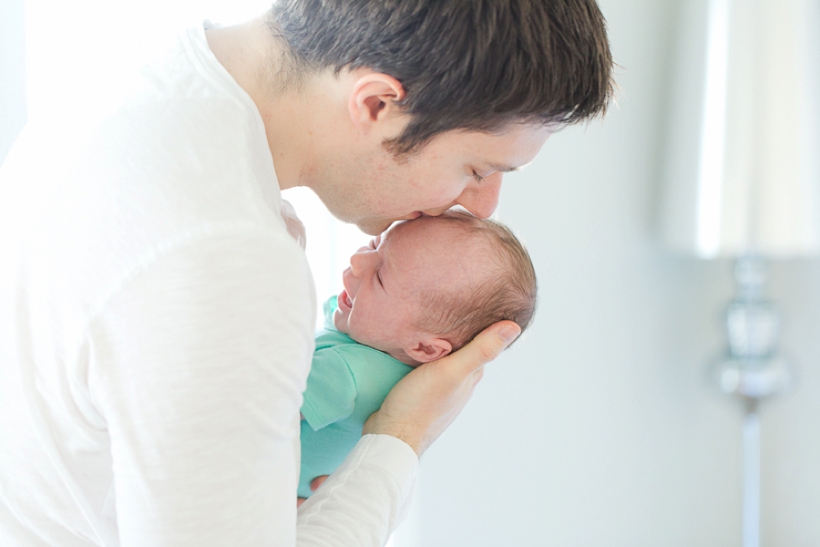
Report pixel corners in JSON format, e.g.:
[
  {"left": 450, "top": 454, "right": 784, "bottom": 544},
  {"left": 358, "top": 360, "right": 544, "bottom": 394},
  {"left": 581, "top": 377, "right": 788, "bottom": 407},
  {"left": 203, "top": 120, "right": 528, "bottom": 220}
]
[{"left": 301, "top": 348, "right": 357, "bottom": 431}]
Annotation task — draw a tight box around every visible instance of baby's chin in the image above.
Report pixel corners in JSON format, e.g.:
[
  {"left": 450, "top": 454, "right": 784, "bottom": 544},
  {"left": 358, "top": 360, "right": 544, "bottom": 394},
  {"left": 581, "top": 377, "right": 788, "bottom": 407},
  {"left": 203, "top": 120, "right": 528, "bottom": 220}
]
[{"left": 332, "top": 308, "right": 350, "bottom": 335}]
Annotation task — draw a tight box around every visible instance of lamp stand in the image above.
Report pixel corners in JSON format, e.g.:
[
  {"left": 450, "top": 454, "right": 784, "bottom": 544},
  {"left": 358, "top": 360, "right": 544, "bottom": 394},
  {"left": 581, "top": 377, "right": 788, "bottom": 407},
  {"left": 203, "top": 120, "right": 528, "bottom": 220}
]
[{"left": 710, "top": 255, "right": 796, "bottom": 547}]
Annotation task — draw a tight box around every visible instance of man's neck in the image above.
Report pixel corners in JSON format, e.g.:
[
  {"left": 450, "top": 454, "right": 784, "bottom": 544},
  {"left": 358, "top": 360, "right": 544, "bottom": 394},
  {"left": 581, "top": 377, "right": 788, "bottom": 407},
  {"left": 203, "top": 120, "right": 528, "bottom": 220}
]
[{"left": 205, "top": 15, "right": 318, "bottom": 191}]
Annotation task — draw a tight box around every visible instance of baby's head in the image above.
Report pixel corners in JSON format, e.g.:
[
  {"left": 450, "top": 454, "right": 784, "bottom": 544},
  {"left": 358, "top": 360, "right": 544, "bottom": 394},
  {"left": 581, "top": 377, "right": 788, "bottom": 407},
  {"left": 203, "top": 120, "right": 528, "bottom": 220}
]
[{"left": 333, "top": 210, "right": 537, "bottom": 366}]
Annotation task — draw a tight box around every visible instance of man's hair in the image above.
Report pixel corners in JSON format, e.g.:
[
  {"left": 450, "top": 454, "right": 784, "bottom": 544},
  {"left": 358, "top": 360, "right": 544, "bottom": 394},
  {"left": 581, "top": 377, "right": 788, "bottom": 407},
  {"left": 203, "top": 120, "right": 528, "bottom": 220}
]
[
  {"left": 414, "top": 210, "right": 537, "bottom": 350},
  {"left": 270, "top": 0, "right": 614, "bottom": 154}
]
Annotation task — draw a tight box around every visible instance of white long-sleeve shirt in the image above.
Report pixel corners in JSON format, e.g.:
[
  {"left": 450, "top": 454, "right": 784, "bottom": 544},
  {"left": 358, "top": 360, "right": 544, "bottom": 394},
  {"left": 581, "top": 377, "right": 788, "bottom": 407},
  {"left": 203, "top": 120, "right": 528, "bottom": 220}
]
[{"left": 0, "top": 23, "right": 417, "bottom": 547}]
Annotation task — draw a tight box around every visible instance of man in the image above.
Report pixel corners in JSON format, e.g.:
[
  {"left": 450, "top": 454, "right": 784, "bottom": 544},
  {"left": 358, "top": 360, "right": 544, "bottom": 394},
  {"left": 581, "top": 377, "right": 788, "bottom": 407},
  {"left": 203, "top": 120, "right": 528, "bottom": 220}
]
[{"left": 0, "top": 1, "right": 613, "bottom": 545}]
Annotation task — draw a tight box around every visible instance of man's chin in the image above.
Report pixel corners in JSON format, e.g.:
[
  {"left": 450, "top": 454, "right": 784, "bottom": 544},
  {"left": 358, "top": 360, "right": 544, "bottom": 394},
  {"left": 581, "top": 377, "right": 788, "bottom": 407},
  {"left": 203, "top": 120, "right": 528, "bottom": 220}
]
[
  {"left": 356, "top": 219, "right": 393, "bottom": 236},
  {"left": 356, "top": 211, "right": 424, "bottom": 234}
]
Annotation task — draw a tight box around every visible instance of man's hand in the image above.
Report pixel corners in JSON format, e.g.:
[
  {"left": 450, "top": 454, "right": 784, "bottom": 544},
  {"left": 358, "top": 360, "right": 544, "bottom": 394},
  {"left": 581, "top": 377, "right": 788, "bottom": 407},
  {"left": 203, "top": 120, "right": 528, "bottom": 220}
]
[
  {"left": 296, "top": 475, "right": 328, "bottom": 508},
  {"left": 362, "top": 320, "right": 520, "bottom": 456}
]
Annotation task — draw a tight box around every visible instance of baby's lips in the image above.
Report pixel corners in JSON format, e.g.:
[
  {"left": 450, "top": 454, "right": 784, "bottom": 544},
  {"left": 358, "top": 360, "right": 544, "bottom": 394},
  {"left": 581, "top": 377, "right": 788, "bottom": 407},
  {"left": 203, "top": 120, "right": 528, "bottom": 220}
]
[{"left": 338, "top": 289, "right": 353, "bottom": 311}]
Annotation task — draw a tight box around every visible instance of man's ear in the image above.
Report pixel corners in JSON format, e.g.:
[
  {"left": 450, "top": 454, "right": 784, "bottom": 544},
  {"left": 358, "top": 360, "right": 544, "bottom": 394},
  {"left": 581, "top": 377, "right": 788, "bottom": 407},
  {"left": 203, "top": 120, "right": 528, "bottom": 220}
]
[
  {"left": 347, "top": 71, "right": 406, "bottom": 136},
  {"left": 405, "top": 338, "right": 453, "bottom": 364}
]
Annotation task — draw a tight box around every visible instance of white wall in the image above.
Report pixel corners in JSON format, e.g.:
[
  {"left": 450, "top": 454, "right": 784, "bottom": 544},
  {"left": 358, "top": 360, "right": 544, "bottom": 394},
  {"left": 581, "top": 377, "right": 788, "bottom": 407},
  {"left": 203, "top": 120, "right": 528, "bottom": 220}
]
[
  {"left": 412, "top": 1, "right": 820, "bottom": 545},
  {"left": 766, "top": 261, "right": 820, "bottom": 546},
  {"left": 0, "top": 0, "right": 26, "bottom": 162}
]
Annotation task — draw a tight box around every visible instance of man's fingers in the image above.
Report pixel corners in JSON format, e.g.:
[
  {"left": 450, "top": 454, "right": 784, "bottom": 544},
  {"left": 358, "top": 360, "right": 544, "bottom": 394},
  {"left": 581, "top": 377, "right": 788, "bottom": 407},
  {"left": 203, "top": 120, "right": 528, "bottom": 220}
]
[
  {"left": 309, "top": 475, "right": 329, "bottom": 492},
  {"left": 296, "top": 476, "right": 329, "bottom": 508},
  {"left": 449, "top": 320, "right": 520, "bottom": 376}
]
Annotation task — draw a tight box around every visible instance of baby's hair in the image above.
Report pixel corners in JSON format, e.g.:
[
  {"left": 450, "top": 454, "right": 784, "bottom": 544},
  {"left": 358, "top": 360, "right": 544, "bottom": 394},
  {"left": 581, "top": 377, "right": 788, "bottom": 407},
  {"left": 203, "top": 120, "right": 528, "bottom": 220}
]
[{"left": 414, "top": 210, "right": 537, "bottom": 350}]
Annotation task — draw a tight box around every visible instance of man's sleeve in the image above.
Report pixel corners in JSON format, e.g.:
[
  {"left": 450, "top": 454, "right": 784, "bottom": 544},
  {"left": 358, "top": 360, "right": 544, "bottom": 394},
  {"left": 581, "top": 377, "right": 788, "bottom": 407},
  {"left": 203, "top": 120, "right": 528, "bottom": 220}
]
[{"left": 297, "top": 434, "right": 418, "bottom": 547}]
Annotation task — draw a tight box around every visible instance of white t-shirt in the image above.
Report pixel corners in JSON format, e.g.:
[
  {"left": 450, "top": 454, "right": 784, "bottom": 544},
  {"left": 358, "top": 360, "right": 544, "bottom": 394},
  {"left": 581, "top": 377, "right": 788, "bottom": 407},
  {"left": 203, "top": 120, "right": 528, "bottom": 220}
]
[{"left": 0, "top": 24, "right": 417, "bottom": 547}]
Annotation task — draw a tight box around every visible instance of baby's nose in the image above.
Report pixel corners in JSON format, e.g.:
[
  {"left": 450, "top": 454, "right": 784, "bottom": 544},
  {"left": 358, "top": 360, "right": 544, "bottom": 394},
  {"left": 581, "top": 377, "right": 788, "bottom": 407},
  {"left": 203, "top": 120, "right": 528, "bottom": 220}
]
[{"left": 349, "top": 251, "right": 371, "bottom": 276}]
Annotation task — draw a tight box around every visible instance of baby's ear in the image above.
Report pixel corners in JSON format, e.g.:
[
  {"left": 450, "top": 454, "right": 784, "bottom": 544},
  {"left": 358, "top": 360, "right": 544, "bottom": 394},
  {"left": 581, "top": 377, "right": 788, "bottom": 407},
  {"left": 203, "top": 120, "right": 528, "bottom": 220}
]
[{"left": 405, "top": 338, "right": 453, "bottom": 364}]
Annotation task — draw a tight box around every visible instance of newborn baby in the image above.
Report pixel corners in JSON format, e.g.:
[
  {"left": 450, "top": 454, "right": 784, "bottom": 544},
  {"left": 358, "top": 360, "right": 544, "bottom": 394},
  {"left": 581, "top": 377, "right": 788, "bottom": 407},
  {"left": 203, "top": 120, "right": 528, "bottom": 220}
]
[{"left": 298, "top": 210, "right": 537, "bottom": 499}]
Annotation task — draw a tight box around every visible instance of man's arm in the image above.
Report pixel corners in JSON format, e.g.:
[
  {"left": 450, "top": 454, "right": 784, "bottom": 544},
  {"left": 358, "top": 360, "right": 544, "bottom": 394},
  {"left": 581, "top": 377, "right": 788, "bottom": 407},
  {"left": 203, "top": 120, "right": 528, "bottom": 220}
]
[{"left": 295, "top": 322, "right": 519, "bottom": 546}]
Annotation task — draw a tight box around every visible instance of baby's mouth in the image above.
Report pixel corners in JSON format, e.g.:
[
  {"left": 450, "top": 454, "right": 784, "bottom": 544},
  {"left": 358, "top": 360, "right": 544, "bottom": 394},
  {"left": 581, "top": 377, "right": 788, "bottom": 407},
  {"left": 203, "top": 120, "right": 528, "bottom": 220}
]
[{"left": 339, "top": 289, "right": 353, "bottom": 311}]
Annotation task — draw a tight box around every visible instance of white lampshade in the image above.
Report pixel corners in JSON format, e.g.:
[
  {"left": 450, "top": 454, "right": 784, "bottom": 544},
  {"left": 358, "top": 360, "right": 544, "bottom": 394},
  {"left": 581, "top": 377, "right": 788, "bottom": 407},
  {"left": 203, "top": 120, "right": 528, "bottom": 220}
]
[{"left": 661, "top": 0, "right": 820, "bottom": 258}]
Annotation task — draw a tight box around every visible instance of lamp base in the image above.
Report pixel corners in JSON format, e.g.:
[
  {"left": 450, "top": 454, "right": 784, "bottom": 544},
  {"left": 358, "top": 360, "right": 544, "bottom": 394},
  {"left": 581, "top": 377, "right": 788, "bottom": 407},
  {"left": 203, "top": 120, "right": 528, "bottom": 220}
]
[
  {"left": 711, "top": 356, "right": 796, "bottom": 401},
  {"left": 710, "top": 255, "right": 797, "bottom": 547},
  {"left": 712, "top": 255, "right": 797, "bottom": 403}
]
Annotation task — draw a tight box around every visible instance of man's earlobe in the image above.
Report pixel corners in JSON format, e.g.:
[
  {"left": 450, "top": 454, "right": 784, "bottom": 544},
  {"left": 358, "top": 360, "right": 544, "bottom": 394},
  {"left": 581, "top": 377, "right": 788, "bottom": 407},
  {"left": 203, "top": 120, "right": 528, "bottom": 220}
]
[
  {"left": 348, "top": 72, "right": 406, "bottom": 134},
  {"left": 406, "top": 338, "right": 453, "bottom": 364}
]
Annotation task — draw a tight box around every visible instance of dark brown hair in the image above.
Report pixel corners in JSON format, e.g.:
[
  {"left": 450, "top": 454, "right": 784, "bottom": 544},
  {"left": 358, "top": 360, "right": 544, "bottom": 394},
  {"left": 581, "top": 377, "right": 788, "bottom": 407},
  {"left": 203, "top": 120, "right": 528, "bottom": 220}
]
[
  {"left": 413, "top": 210, "right": 537, "bottom": 349},
  {"left": 270, "top": 0, "right": 614, "bottom": 154}
]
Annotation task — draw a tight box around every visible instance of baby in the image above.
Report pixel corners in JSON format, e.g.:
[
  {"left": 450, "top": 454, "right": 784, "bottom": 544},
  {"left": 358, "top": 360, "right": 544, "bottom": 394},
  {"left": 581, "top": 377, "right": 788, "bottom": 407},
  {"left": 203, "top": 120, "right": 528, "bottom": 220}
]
[{"left": 298, "top": 210, "right": 537, "bottom": 499}]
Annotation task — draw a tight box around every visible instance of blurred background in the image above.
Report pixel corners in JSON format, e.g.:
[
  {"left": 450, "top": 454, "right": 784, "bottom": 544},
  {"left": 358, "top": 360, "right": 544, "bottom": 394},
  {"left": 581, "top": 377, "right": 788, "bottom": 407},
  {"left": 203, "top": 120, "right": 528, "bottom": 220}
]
[{"left": 2, "top": 0, "right": 819, "bottom": 545}]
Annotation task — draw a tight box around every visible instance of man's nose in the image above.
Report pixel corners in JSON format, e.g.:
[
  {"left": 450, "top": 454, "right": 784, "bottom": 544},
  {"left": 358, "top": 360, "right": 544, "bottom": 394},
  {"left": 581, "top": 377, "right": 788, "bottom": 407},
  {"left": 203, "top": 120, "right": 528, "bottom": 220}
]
[{"left": 455, "top": 173, "right": 503, "bottom": 219}]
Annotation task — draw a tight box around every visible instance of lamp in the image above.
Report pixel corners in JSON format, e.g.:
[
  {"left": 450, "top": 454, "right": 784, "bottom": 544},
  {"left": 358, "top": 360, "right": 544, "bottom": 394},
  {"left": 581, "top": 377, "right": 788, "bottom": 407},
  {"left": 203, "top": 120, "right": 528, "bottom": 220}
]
[{"left": 661, "top": 0, "right": 820, "bottom": 545}]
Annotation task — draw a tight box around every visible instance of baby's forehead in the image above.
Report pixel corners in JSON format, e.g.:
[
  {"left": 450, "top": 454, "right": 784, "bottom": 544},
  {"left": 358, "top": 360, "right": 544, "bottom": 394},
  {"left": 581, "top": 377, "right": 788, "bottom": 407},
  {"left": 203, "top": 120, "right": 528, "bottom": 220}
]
[
  {"left": 385, "top": 218, "right": 497, "bottom": 277},
  {"left": 386, "top": 216, "right": 480, "bottom": 245}
]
